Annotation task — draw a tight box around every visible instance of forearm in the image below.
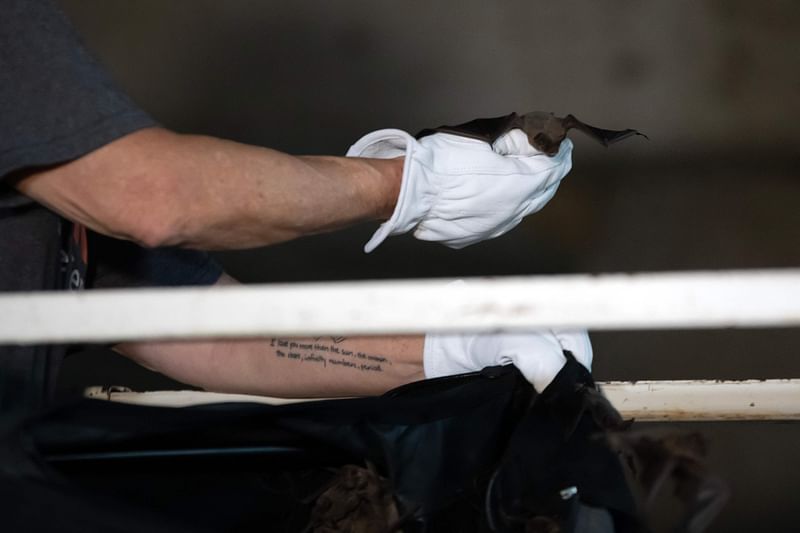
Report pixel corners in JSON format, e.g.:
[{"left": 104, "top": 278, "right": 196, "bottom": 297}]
[
  {"left": 143, "top": 132, "right": 402, "bottom": 249},
  {"left": 16, "top": 127, "right": 402, "bottom": 250},
  {"left": 117, "top": 334, "right": 425, "bottom": 398}
]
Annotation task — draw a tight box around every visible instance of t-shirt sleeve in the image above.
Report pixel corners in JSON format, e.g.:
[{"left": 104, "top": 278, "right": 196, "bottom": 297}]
[
  {"left": 0, "top": 0, "right": 223, "bottom": 289},
  {"left": 0, "top": 0, "right": 156, "bottom": 181}
]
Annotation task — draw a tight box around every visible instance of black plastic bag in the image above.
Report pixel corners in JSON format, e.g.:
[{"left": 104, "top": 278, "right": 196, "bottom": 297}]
[{"left": 0, "top": 357, "right": 640, "bottom": 532}]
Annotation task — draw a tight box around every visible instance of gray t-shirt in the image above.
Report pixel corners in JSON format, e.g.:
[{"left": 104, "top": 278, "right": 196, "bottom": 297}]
[{"left": 0, "top": 0, "right": 222, "bottom": 412}]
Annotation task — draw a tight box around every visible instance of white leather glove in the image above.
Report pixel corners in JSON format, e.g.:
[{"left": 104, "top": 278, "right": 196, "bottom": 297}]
[
  {"left": 347, "top": 128, "right": 572, "bottom": 252},
  {"left": 423, "top": 328, "right": 592, "bottom": 393}
]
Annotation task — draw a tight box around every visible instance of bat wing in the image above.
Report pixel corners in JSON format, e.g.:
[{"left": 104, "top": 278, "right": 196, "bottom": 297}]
[
  {"left": 415, "top": 112, "right": 522, "bottom": 143},
  {"left": 416, "top": 111, "right": 647, "bottom": 155},
  {"left": 669, "top": 462, "right": 730, "bottom": 533},
  {"left": 563, "top": 114, "right": 648, "bottom": 147}
]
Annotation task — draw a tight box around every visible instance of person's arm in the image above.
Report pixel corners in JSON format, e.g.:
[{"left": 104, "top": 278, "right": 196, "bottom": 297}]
[
  {"left": 14, "top": 127, "right": 403, "bottom": 250},
  {"left": 114, "top": 274, "right": 592, "bottom": 398},
  {"left": 117, "top": 333, "right": 425, "bottom": 398},
  {"left": 115, "top": 275, "right": 426, "bottom": 398}
]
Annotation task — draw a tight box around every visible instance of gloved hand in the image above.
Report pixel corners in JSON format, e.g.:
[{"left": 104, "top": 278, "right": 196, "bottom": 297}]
[
  {"left": 423, "top": 328, "right": 592, "bottom": 393},
  {"left": 346, "top": 128, "right": 573, "bottom": 252}
]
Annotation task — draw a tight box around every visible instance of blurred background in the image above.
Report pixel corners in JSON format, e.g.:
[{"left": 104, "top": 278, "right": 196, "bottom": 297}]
[{"left": 53, "top": 1, "right": 799, "bottom": 531}]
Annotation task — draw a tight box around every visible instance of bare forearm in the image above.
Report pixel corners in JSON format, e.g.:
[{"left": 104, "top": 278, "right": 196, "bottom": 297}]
[
  {"left": 16, "top": 128, "right": 402, "bottom": 250},
  {"left": 139, "top": 132, "right": 402, "bottom": 249},
  {"left": 118, "top": 334, "right": 425, "bottom": 398}
]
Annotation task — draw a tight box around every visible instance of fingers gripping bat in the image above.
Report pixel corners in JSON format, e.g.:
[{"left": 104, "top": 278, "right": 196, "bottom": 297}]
[{"left": 416, "top": 111, "right": 648, "bottom": 156}]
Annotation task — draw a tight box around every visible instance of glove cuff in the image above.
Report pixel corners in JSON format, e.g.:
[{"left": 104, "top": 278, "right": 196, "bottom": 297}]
[
  {"left": 550, "top": 329, "right": 593, "bottom": 371},
  {"left": 425, "top": 330, "right": 589, "bottom": 393},
  {"left": 347, "top": 129, "right": 434, "bottom": 253},
  {"left": 423, "top": 332, "right": 477, "bottom": 379}
]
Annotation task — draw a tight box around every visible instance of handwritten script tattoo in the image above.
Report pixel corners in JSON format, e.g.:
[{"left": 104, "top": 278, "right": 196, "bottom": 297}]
[{"left": 271, "top": 338, "right": 389, "bottom": 373}]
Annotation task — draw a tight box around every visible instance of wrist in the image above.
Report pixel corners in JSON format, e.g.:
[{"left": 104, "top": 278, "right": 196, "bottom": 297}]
[
  {"left": 347, "top": 129, "right": 434, "bottom": 252},
  {"left": 378, "top": 156, "right": 404, "bottom": 220},
  {"left": 353, "top": 156, "right": 404, "bottom": 222}
]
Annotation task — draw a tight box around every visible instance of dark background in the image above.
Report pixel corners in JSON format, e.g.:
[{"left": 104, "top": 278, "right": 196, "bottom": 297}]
[{"left": 53, "top": 1, "right": 800, "bottom": 531}]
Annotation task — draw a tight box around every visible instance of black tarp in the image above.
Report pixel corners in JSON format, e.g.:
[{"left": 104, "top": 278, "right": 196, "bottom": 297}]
[{"left": 0, "top": 357, "right": 640, "bottom": 532}]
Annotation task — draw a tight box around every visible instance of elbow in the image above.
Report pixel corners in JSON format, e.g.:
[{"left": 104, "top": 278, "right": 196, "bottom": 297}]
[
  {"left": 127, "top": 216, "right": 183, "bottom": 249},
  {"left": 17, "top": 126, "right": 195, "bottom": 249},
  {"left": 107, "top": 163, "right": 193, "bottom": 249},
  {"left": 104, "top": 186, "right": 188, "bottom": 249},
  {"left": 103, "top": 211, "right": 181, "bottom": 249}
]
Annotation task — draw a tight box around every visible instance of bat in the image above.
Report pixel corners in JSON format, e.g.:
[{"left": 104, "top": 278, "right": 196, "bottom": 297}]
[
  {"left": 307, "top": 463, "right": 406, "bottom": 533},
  {"left": 416, "top": 111, "right": 647, "bottom": 156},
  {"left": 575, "top": 383, "right": 634, "bottom": 434},
  {"left": 608, "top": 431, "right": 729, "bottom": 533},
  {"left": 542, "top": 350, "right": 634, "bottom": 440}
]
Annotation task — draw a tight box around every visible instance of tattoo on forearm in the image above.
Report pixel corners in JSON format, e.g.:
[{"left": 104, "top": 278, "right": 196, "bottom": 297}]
[
  {"left": 314, "top": 336, "right": 347, "bottom": 344},
  {"left": 271, "top": 338, "right": 389, "bottom": 373}
]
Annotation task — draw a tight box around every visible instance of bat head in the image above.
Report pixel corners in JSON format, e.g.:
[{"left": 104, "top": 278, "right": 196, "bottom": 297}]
[{"left": 522, "top": 112, "right": 569, "bottom": 156}]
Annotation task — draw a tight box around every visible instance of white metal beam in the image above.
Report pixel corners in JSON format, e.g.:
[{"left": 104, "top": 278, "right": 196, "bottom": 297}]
[
  {"left": 1, "top": 269, "right": 799, "bottom": 345},
  {"left": 599, "top": 379, "right": 800, "bottom": 421},
  {"left": 85, "top": 379, "right": 800, "bottom": 421}
]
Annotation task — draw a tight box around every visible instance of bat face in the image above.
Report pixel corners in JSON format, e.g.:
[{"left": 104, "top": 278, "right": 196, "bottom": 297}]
[{"left": 521, "top": 112, "right": 569, "bottom": 156}]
